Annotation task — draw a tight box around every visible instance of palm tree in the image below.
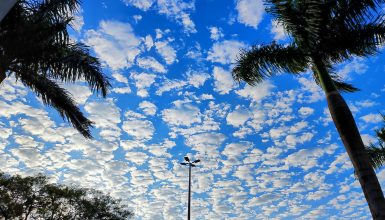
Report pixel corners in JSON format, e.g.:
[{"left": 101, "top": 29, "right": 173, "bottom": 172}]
[
  {"left": 232, "top": 0, "right": 385, "bottom": 218},
  {"left": 0, "top": 0, "right": 110, "bottom": 138}
]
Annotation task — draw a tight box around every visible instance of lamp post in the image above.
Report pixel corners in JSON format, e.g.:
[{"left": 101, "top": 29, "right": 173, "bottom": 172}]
[{"left": 180, "top": 156, "right": 200, "bottom": 220}]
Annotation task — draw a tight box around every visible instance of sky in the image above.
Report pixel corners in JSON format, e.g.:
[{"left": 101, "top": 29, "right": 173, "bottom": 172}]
[{"left": 2, "top": 0, "right": 385, "bottom": 219}]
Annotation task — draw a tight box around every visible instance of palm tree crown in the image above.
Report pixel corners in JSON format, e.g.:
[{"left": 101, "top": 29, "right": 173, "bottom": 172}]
[
  {"left": 233, "top": 0, "right": 385, "bottom": 90},
  {"left": 0, "top": 0, "right": 110, "bottom": 138}
]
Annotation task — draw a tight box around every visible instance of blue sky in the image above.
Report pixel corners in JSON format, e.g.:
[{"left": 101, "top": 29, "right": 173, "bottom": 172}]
[{"left": 2, "top": 0, "right": 385, "bottom": 219}]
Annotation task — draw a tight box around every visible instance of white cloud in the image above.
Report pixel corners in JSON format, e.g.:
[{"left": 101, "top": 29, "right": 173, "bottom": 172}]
[
  {"left": 187, "top": 72, "right": 210, "bottom": 88},
  {"left": 213, "top": 66, "right": 236, "bottom": 94},
  {"left": 0, "top": 125, "right": 12, "bottom": 140},
  {"left": 139, "top": 101, "right": 157, "bottom": 116},
  {"left": 337, "top": 58, "right": 368, "bottom": 80},
  {"left": 285, "top": 148, "right": 325, "bottom": 170},
  {"left": 62, "top": 84, "right": 92, "bottom": 105},
  {"left": 137, "top": 56, "right": 167, "bottom": 73},
  {"left": 155, "top": 72, "right": 209, "bottom": 95},
  {"left": 162, "top": 102, "right": 201, "bottom": 126},
  {"left": 10, "top": 147, "right": 47, "bottom": 169},
  {"left": 271, "top": 20, "right": 286, "bottom": 41},
  {"left": 298, "top": 107, "right": 315, "bottom": 117},
  {"left": 326, "top": 153, "right": 351, "bottom": 174},
  {"left": 360, "top": 113, "right": 382, "bottom": 124},
  {"left": 200, "top": 94, "right": 214, "bottom": 100},
  {"left": 112, "top": 72, "right": 129, "bottom": 84},
  {"left": 144, "top": 35, "right": 154, "bottom": 50},
  {"left": 123, "top": 116, "right": 154, "bottom": 141},
  {"left": 0, "top": 78, "right": 28, "bottom": 101},
  {"left": 234, "top": 165, "right": 254, "bottom": 181},
  {"left": 297, "top": 77, "right": 324, "bottom": 103},
  {"left": 285, "top": 132, "right": 314, "bottom": 148},
  {"left": 236, "top": 0, "right": 265, "bottom": 29},
  {"left": 185, "top": 132, "right": 226, "bottom": 156},
  {"left": 236, "top": 81, "right": 274, "bottom": 102},
  {"left": 125, "top": 0, "right": 196, "bottom": 33},
  {"left": 155, "top": 41, "right": 177, "bottom": 64},
  {"left": 131, "top": 72, "right": 157, "bottom": 97},
  {"left": 84, "top": 20, "right": 142, "bottom": 70},
  {"left": 112, "top": 87, "right": 132, "bottom": 94},
  {"left": 208, "top": 40, "right": 246, "bottom": 64},
  {"left": 126, "top": 151, "right": 150, "bottom": 165},
  {"left": 157, "top": 0, "right": 196, "bottom": 33},
  {"left": 222, "top": 142, "right": 252, "bottom": 158},
  {"left": 133, "top": 15, "right": 143, "bottom": 23},
  {"left": 226, "top": 106, "right": 251, "bottom": 127},
  {"left": 85, "top": 99, "right": 121, "bottom": 141},
  {"left": 156, "top": 79, "right": 187, "bottom": 95},
  {"left": 123, "top": 0, "right": 155, "bottom": 10},
  {"left": 355, "top": 100, "right": 377, "bottom": 108},
  {"left": 361, "top": 134, "right": 377, "bottom": 146},
  {"left": 72, "top": 12, "right": 85, "bottom": 32},
  {"left": 185, "top": 42, "right": 202, "bottom": 59},
  {"left": 209, "top": 26, "right": 224, "bottom": 41}
]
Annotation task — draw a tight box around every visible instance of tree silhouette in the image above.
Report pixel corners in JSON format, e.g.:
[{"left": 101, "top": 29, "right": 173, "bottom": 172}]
[
  {"left": 0, "top": 0, "right": 110, "bottom": 138},
  {"left": 0, "top": 172, "right": 133, "bottom": 219},
  {"left": 232, "top": 0, "right": 385, "bottom": 218}
]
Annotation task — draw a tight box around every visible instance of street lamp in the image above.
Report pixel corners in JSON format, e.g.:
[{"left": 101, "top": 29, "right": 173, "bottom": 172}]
[{"left": 180, "top": 156, "right": 200, "bottom": 220}]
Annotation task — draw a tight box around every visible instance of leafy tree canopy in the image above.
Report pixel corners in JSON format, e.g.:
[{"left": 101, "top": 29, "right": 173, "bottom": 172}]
[{"left": 0, "top": 172, "right": 133, "bottom": 220}]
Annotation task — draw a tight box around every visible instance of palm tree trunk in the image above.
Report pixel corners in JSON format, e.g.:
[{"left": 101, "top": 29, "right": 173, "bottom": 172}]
[{"left": 314, "top": 58, "right": 385, "bottom": 219}]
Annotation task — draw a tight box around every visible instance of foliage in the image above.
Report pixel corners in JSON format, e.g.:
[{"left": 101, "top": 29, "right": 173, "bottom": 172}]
[
  {"left": 232, "top": 0, "right": 385, "bottom": 91},
  {"left": 0, "top": 172, "right": 133, "bottom": 220},
  {"left": 0, "top": 0, "right": 111, "bottom": 138},
  {"left": 366, "top": 115, "right": 385, "bottom": 169}
]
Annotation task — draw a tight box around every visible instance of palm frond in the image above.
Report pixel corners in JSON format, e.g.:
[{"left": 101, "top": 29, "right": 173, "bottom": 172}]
[
  {"left": 331, "top": 0, "right": 385, "bottom": 28},
  {"left": 322, "top": 19, "right": 385, "bottom": 62},
  {"left": 11, "top": 67, "right": 94, "bottom": 139},
  {"left": 366, "top": 143, "right": 385, "bottom": 170},
  {"left": 266, "top": 0, "right": 331, "bottom": 49},
  {"left": 33, "top": 43, "right": 110, "bottom": 97},
  {"left": 366, "top": 114, "right": 385, "bottom": 169},
  {"left": 35, "top": 0, "right": 80, "bottom": 18},
  {"left": 376, "top": 114, "right": 385, "bottom": 141},
  {"left": 0, "top": 0, "right": 108, "bottom": 139},
  {"left": 311, "top": 64, "right": 359, "bottom": 93},
  {"left": 332, "top": 80, "right": 360, "bottom": 92},
  {"left": 232, "top": 43, "right": 308, "bottom": 85},
  {"left": 265, "top": 0, "right": 309, "bottom": 46}
]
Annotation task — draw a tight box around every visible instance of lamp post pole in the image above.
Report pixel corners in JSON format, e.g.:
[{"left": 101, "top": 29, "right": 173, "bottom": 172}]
[
  {"left": 180, "top": 156, "right": 200, "bottom": 220},
  {"left": 188, "top": 163, "right": 191, "bottom": 220}
]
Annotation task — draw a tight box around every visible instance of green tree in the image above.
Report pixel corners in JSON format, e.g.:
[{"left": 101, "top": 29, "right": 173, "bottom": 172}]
[
  {"left": 232, "top": 0, "right": 385, "bottom": 218},
  {"left": 0, "top": 172, "right": 133, "bottom": 219},
  {"left": 0, "top": 0, "right": 110, "bottom": 138}
]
